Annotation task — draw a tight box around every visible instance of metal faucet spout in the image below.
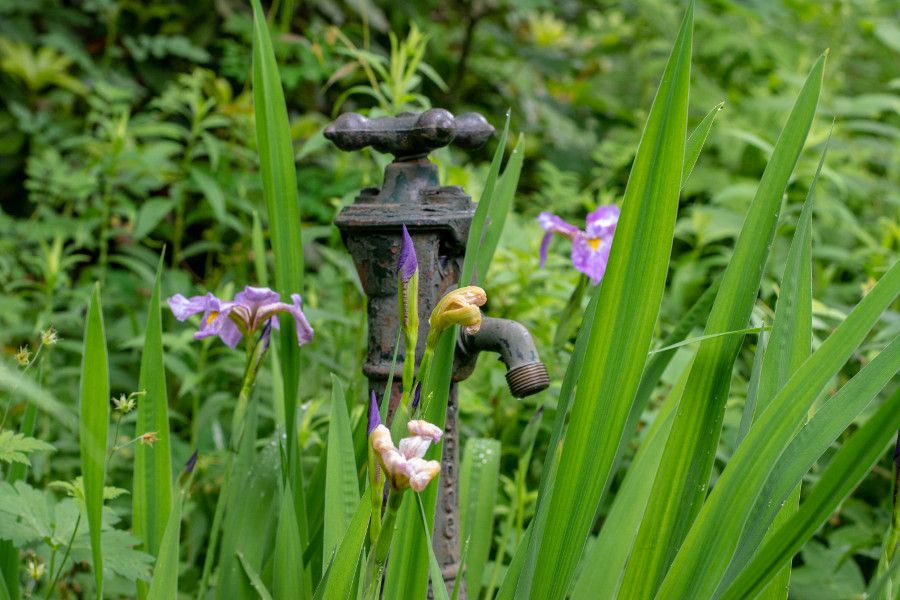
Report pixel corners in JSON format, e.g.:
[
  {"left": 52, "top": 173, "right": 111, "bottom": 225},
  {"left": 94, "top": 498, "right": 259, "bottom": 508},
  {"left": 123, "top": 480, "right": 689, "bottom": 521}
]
[{"left": 461, "top": 316, "right": 550, "bottom": 397}]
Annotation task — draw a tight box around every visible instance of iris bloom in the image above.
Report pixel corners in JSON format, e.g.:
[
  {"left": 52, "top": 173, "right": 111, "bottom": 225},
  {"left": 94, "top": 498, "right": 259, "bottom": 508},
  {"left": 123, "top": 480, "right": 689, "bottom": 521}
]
[
  {"left": 168, "top": 286, "right": 313, "bottom": 348},
  {"left": 538, "top": 205, "right": 620, "bottom": 284},
  {"left": 370, "top": 420, "right": 442, "bottom": 492}
]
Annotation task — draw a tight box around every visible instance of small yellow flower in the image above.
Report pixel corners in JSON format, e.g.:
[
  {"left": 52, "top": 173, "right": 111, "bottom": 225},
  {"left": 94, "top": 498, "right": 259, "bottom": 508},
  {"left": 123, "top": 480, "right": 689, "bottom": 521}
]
[
  {"left": 40, "top": 326, "right": 58, "bottom": 346},
  {"left": 112, "top": 393, "right": 136, "bottom": 414},
  {"left": 139, "top": 431, "right": 160, "bottom": 447},
  {"left": 15, "top": 345, "right": 31, "bottom": 366}
]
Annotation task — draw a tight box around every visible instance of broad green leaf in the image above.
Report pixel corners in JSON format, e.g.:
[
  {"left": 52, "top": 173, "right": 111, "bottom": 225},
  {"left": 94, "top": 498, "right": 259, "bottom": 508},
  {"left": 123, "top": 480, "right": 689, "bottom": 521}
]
[
  {"left": 475, "top": 132, "right": 525, "bottom": 284},
  {"left": 189, "top": 167, "right": 227, "bottom": 224},
  {"left": 461, "top": 111, "right": 510, "bottom": 286},
  {"left": 274, "top": 486, "right": 308, "bottom": 600},
  {"left": 316, "top": 495, "right": 371, "bottom": 600},
  {"left": 725, "top": 132, "right": 829, "bottom": 598},
  {"left": 250, "top": 0, "right": 304, "bottom": 452},
  {"left": 237, "top": 552, "right": 274, "bottom": 600},
  {"left": 147, "top": 488, "right": 184, "bottom": 600},
  {"left": 323, "top": 374, "right": 358, "bottom": 570},
  {"left": 521, "top": 4, "right": 693, "bottom": 598},
  {"left": 569, "top": 361, "right": 687, "bottom": 599},
  {"left": 134, "top": 252, "right": 173, "bottom": 600},
  {"left": 719, "top": 387, "right": 900, "bottom": 600},
  {"left": 79, "top": 283, "right": 109, "bottom": 598},
  {"left": 656, "top": 263, "right": 900, "bottom": 598},
  {"left": 682, "top": 101, "right": 724, "bottom": 187},
  {"left": 0, "top": 431, "right": 54, "bottom": 466},
  {"left": 620, "top": 51, "right": 826, "bottom": 598},
  {"left": 416, "top": 494, "right": 451, "bottom": 600},
  {"left": 459, "top": 438, "right": 501, "bottom": 599}
]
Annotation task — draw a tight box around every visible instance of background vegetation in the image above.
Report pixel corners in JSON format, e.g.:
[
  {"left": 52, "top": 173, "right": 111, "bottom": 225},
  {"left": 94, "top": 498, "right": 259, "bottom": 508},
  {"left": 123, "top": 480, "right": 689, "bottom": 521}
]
[{"left": 0, "top": 0, "right": 898, "bottom": 597}]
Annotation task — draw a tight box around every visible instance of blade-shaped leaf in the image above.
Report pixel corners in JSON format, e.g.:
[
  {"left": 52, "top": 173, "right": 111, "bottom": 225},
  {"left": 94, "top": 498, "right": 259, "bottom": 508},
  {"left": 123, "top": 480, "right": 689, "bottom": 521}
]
[
  {"left": 620, "top": 51, "right": 826, "bottom": 598},
  {"left": 719, "top": 387, "right": 900, "bottom": 600},
  {"left": 323, "top": 374, "right": 359, "bottom": 570},
  {"left": 79, "top": 283, "right": 109, "bottom": 597},
  {"left": 315, "top": 495, "right": 371, "bottom": 600},
  {"left": 682, "top": 101, "right": 724, "bottom": 187},
  {"left": 274, "top": 486, "right": 308, "bottom": 600},
  {"left": 521, "top": 4, "right": 693, "bottom": 598},
  {"left": 134, "top": 252, "right": 173, "bottom": 598},
  {"left": 146, "top": 488, "right": 184, "bottom": 600},
  {"left": 459, "top": 438, "right": 501, "bottom": 599},
  {"left": 656, "top": 262, "right": 900, "bottom": 598}
]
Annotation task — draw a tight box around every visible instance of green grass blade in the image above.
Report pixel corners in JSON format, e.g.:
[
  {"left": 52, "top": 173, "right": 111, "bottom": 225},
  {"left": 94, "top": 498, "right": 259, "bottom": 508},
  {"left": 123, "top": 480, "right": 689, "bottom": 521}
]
[
  {"left": 250, "top": 0, "right": 304, "bottom": 446},
  {"left": 620, "top": 51, "right": 826, "bottom": 598},
  {"left": 252, "top": 210, "right": 270, "bottom": 288},
  {"left": 134, "top": 252, "right": 173, "bottom": 600},
  {"left": 147, "top": 488, "right": 184, "bottom": 600},
  {"left": 569, "top": 362, "right": 687, "bottom": 599},
  {"left": 475, "top": 132, "right": 525, "bottom": 284},
  {"left": 274, "top": 486, "right": 307, "bottom": 600},
  {"left": 416, "top": 494, "right": 451, "bottom": 600},
  {"left": 316, "top": 495, "right": 371, "bottom": 600},
  {"left": 723, "top": 336, "right": 900, "bottom": 595},
  {"left": 237, "top": 552, "right": 274, "bottom": 600},
  {"left": 719, "top": 387, "right": 900, "bottom": 600},
  {"left": 323, "top": 374, "right": 359, "bottom": 570},
  {"left": 461, "top": 111, "right": 509, "bottom": 286},
  {"left": 459, "top": 438, "right": 501, "bottom": 599},
  {"left": 682, "top": 101, "right": 724, "bottom": 187},
  {"left": 724, "top": 133, "right": 829, "bottom": 597},
  {"left": 521, "top": 4, "right": 693, "bottom": 598},
  {"left": 79, "top": 283, "right": 110, "bottom": 597},
  {"left": 655, "top": 262, "right": 900, "bottom": 598}
]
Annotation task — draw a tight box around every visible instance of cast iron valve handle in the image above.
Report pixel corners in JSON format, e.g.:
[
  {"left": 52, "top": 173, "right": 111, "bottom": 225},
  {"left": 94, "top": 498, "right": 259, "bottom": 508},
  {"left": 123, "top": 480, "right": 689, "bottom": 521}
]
[{"left": 324, "top": 109, "right": 494, "bottom": 160}]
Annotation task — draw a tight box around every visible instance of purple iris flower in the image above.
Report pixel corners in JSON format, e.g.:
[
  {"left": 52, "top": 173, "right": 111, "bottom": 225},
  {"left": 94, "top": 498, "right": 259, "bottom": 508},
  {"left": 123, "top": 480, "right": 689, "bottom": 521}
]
[
  {"left": 537, "top": 204, "right": 620, "bottom": 285},
  {"left": 368, "top": 389, "right": 381, "bottom": 435},
  {"left": 398, "top": 225, "right": 418, "bottom": 283},
  {"left": 168, "top": 286, "right": 314, "bottom": 349}
]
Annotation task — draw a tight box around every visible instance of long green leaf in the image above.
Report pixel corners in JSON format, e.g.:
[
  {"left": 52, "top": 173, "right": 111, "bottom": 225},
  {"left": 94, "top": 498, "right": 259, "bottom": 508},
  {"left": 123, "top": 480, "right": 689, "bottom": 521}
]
[
  {"left": 79, "top": 283, "right": 109, "bottom": 597},
  {"left": 475, "top": 132, "right": 525, "bottom": 284},
  {"left": 725, "top": 132, "right": 829, "bottom": 598},
  {"left": 316, "top": 495, "right": 371, "bottom": 600},
  {"left": 459, "top": 438, "right": 501, "bottom": 599},
  {"left": 416, "top": 494, "right": 451, "bottom": 600},
  {"left": 682, "top": 101, "right": 724, "bottom": 187},
  {"left": 719, "top": 387, "right": 900, "bottom": 600},
  {"left": 461, "top": 111, "right": 509, "bottom": 286},
  {"left": 134, "top": 252, "right": 173, "bottom": 600},
  {"left": 656, "top": 262, "right": 900, "bottom": 598},
  {"left": 620, "top": 51, "right": 826, "bottom": 598},
  {"left": 147, "top": 488, "right": 184, "bottom": 600},
  {"left": 521, "top": 4, "right": 693, "bottom": 598},
  {"left": 569, "top": 361, "right": 688, "bottom": 599},
  {"left": 274, "top": 486, "right": 307, "bottom": 600},
  {"left": 250, "top": 0, "right": 304, "bottom": 452},
  {"left": 323, "top": 374, "right": 359, "bottom": 569}
]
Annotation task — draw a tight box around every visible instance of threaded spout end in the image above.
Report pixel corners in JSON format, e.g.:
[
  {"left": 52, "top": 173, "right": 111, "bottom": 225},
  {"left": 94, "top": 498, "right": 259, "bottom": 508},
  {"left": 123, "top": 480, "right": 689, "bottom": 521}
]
[{"left": 506, "top": 362, "right": 550, "bottom": 398}]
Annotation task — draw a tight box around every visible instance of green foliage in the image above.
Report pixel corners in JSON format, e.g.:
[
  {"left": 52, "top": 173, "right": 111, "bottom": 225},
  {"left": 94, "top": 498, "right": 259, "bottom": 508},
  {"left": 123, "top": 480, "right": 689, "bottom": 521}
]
[{"left": 0, "top": 0, "right": 897, "bottom": 597}]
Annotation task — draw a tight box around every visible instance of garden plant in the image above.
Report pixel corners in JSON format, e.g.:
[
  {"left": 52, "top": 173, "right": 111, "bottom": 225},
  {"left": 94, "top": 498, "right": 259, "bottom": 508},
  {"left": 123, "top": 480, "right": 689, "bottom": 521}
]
[{"left": 0, "top": 0, "right": 898, "bottom": 599}]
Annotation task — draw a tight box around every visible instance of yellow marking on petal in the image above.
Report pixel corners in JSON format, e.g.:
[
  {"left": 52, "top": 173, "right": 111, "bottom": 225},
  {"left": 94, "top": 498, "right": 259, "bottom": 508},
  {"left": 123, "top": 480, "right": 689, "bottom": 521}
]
[
  {"left": 205, "top": 311, "right": 219, "bottom": 325},
  {"left": 587, "top": 237, "right": 601, "bottom": 251}
]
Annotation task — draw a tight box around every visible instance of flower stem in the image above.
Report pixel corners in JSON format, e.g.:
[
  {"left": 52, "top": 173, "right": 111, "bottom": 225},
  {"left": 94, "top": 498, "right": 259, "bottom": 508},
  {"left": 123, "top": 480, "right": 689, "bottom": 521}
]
[{"left": 364, "top": 489, "right": 404, "bottom": 598}]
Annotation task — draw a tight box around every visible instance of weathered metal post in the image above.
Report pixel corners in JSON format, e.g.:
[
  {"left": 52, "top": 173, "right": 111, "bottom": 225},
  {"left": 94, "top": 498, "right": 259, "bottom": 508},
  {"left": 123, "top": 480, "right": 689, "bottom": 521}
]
[{"left": 325, "top": 108, "right": 549, "bottom": 598}]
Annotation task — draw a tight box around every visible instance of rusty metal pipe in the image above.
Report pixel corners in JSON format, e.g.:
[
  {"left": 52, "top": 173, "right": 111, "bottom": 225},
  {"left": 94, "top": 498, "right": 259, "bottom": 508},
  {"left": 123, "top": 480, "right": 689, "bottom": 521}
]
[{"left": 460, "top": 316, "right": 550, "bottom": 398}]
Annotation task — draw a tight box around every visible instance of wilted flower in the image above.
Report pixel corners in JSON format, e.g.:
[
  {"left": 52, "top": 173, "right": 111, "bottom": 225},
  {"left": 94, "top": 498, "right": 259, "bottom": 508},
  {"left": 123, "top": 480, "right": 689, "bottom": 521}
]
[
  {"left": 15, "top": 345, "right": 31, "bottom": 366},
  {"left": 538, "top": 204, "right": 620, "bottom": 284},
  {"left": 139, "top": 431, "right": 160, "bottom": 447},
  {"left": 40, "top": 326, "right": 58, "bottom": 346},
  {"left": 370, "top": 420, "right": 443, "bottom": 492},
  {"left": 427, "top": 286, "right": 487, "bottom": 347},
  {"left": 168, "top": 286, "right": 313, "bottom": 349}
]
